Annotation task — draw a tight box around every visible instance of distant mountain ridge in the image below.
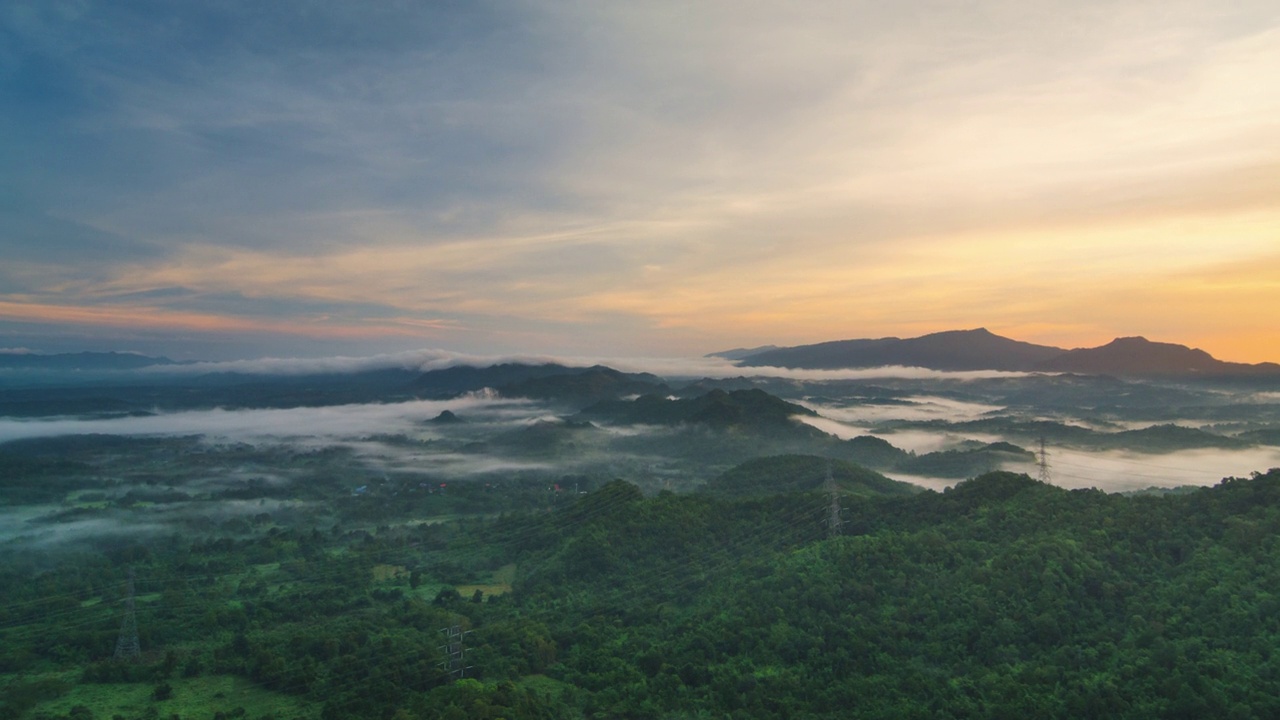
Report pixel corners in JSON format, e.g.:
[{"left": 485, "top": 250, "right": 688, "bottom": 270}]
[
  {"left": 727, "top": 329, "right": 1280, "bottom": 379},
  {"left": 738, "top": 329, "right": 1061, "bottom": 372},
  {"left": 0, "top": 351, "right": 179, "bottom": 370},
  {"left": 1035, "top": 337, "right": 1280, "bottom": 377},
  {"left": 708, "top": 345, "right": 782, "bottom": 361}
]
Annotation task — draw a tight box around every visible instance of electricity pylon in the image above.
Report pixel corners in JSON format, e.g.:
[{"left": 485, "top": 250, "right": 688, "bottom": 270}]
[
  {"left": 113, "top": 568, "right": 140, "bottom": 661},
  {"left": 439, "top": 625, "right": 473, "bottom": 680},
  {"left": 1038, "top": 436, "right": 1052, "bottom": 484},
  {"left": 825, "top": 463, "right": 842, "bottom": 538}
]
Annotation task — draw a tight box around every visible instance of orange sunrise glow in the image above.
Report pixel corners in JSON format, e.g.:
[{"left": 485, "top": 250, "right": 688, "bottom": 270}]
[{"left": 1, "top": 1, "right": 1277, "bottom": 363}]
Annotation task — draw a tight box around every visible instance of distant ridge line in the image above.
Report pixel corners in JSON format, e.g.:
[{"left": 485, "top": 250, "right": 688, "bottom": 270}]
[
  {"left": 722, "top": 329, "right": 1280, "bottom": 379},
  {"left": 0, "top": 351, "right": 179, "bottom": 371}
]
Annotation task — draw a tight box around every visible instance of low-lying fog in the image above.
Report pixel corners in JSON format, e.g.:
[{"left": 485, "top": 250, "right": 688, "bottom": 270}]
[
  {"left": 5, "top": 386, "right": 1275, "bottom": 494},
  {"left": 0, "top": 395, "right": 539, "bottom": 445},
  {"left": 896, "top": 446, "right": 1280, "bottom": 494},
  {"left": 131, "top": 351, "right": 1038, "bottom": 383},
  {"left": 4, "top": 356, "right": 1279, "bottom": 549},
  {"left": 798, "top": 393, "right": 1280, "bottom": 492},
  {"left": 798, "top": 396, "right": 1006, "bottom": 425}
]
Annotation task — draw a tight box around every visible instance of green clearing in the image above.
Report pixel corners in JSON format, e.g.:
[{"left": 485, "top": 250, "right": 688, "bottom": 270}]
[
  {"left": 371, "top": 564, "right": 406, "bottom": 582},
  {"left": 36, "top": 675, "right": 317, "bottom": 719},
  {"left": 456, "top": 563, "right": 516, "bottom": 597}
]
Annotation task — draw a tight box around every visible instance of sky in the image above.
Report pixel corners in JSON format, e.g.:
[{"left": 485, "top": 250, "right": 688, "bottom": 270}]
[{"left": 2, "top": 0, "right": 1278, "bottom": 362}]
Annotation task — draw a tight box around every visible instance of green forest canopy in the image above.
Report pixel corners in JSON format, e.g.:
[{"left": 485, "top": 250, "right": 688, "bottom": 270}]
[{"left": 4, "top": 464, "right": 1280, "bottom": 719}]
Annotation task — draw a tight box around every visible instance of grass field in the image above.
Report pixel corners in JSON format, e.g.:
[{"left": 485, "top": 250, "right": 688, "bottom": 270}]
[
  {"left": 36, "top": 675, "right": 317, "bottom": 720},
  {"left": 456, "top": 563, "right": 516, "bottom": 598},
  {"left": 371, "top": 564, "right": 407, "bottom": 582}
]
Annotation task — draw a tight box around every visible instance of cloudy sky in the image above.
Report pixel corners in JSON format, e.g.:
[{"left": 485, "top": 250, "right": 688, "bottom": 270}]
[{"left": 3, "top": 0, "right": 1278, "bottom": 361}]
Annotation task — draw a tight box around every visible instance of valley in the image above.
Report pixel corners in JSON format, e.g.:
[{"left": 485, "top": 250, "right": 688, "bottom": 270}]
[{"left": 3, "top": 351, "right": 1280, "bottom": 718}]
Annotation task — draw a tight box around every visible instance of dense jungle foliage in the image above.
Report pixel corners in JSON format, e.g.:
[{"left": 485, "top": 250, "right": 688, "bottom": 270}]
[{"left": 5, "top": 464, "right": 1280, "bottom": 719}]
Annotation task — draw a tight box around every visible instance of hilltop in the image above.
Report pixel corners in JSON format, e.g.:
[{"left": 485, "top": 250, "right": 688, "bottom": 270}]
[
  {"left": 1036, "top": 336, "right": 1280, "bottom": 377},
  {"left": 704, "top": 454, "right": 919, "bottom": 497},
  {"left": 578, "top": 388, "right": 820, "bottom": 435}
]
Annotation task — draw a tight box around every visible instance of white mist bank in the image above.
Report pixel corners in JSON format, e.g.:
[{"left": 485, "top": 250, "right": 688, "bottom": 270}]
[
  {"left": 0, "top": 396, "right": 540, "bottom": 445},
  {"left": 797, "top": 396, "right": 1007, "bottom": 454},
  {"left": 1038, "top": 446, "right": 1280, "bottom": 492},
  {"left": 794, "top": 396, "right": 1280, "bottom": 493},
  {"left": 799, "top": 396, "right": 1006, "bottom": 424},
  {"left": 134, "top": 348, "right": 1038, "bottom": 383},
  {"left": 884, "top": 444, "right": 1280, "bottom": 494}
]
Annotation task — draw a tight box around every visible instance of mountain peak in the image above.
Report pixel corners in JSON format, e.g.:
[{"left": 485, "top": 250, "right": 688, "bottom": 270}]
[
  {"left": 1040, "top": 336, "right": 1219, "bottom": 376},
  {"left": 722, "top": 329, "right": 1279, "bottom": 378},
  {"left": 737, "top": 328, "right": 1063, "bottom": 371}
]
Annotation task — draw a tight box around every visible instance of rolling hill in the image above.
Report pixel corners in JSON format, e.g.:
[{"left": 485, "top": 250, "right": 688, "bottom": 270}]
[{"left": 704, "top": 454, "right": 919, "bottom": 497}]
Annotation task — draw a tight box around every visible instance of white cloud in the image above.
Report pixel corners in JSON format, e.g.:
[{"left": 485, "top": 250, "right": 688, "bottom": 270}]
[
  {"left": 799, "top": 396, "right": 1007, "bottom": 424},
  {"left": 0, "top": 395, "right": 540, "bottom": 444},
  {"left": 1040, "top": 446, "right": 1280, "bottom": 492},
  {"left": 135, "top": 348, "right": 1044, "bottom": 381},
  {"left": 141, "top": 349, "right": 570, "bottom": 376}
]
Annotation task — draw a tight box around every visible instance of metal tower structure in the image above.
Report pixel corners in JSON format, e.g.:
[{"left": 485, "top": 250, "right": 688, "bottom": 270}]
[
  {"left": 113, "top": 568, "right": 140, "bottom": 661},
  {"left": 825, "top": 463, "right": 842, "bottom": 538},
  {"left": 439, "top": 625, "right": 473, "bottom": 680},
  {"left": 1037, "top": 436, "right": 1052, "bottom": 484}
]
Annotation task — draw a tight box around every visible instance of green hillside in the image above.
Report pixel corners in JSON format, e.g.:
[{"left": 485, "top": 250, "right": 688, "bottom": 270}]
[
  {"left": 8, "top": 469, "right": 1280, "bottom": 719},
  {"left": 580, "top": 388, "right": 820, "bottom": 435},
  {"left": 705, "top": 454, "right": 919, "bottom": 497}
]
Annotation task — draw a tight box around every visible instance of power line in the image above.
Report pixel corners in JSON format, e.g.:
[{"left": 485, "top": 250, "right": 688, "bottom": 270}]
[
  {"left": 113, "top": 568, "right": 140, "bottom": 661},
  {"left": 438, "top": 625, "right": 473, "bottom": 680},
  {"left": 825, "top": 462, "right": 842, "bottom": 538}
]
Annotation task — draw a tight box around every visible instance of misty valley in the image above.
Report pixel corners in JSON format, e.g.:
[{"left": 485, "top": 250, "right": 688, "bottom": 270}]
[
  {"left": 7, "top": 0, "right": 1279, "bottom": 714},
  {"left": 4, "top": 353, "right": 1280, "bottom": 719}
]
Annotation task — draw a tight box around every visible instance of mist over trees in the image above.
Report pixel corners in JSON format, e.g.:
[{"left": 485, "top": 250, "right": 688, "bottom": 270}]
[{"left": 3, "top": 357, "right": 1280, "bottom": 718}]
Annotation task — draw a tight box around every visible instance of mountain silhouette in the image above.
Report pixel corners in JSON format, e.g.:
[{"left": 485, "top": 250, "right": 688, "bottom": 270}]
[
  {"left": 727, "top": 330, "right": 1280, "bottom": 378},
  {"left": 1034, "top": 337, "right": 1280, "bottom": 377},
  {"left": 738, "top": 329, "right": 1063, "bottom": 371},
  {"left": 0, "top": 351, "right": 178, "bottom": 371}
]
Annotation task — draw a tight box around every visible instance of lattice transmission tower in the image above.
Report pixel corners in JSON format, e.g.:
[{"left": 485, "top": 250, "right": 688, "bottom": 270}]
[
  {"left": 825, "top": 462, "right": 842, "bottom": 538},
  {"left": 439, "top": 625, "right": 473, "bottom": 680},
  {"left": 113, "top": 568, "right": 140, "bottom": 661}
]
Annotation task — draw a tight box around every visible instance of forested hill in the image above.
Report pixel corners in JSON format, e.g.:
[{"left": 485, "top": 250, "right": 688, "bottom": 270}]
[
  {"left": 704, "top": 454, "right": 918, "bottom": 497},
  {"left": 7, "top": 466, "right": 1280, "bottom": 719},
  {"left": 411, "top": 363, "right": 664, "bottom": 402},
  {"left": 1036, "top": 336, "right": 1280, "bottom": 377},
  {"left": 495, "top": 365, "right": 666, "bottom": 406},
  {"left": 579, "top": 388, "right": 818, "bottom": 433},
  {"left": 734, "top": 328, "right": 1063, "bottom": 371}
]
